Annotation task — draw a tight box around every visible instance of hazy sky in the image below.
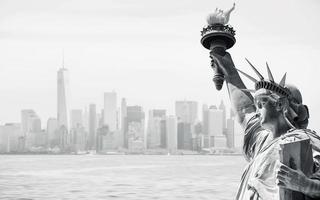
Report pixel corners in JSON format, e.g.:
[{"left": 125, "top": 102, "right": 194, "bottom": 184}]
[{"left": 0, "top": 0, "right": 319, "bottom": 130}]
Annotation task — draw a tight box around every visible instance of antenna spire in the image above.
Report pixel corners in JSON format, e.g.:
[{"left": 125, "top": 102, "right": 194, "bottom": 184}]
[{"left": 62, "top": 48, "right": 65, "bottom": 69}]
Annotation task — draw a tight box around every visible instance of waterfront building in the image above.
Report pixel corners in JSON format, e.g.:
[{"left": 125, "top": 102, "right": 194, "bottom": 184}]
[
  {"left": 166, "top": 115, "right": 177, "bottom": 153},
  {"left": 121, "top": 98, "right": 127, "bottom": 148},
  {"left": 71, "top": 125, "right": 86, "bottom": 152},
  {"left": 47, "top": 118, "right": 58, "bottom": 147},
  {"left": 219, "top": 100, "right": 226, "bottom": 129},
  {"left": 126, "top": 106, "right": 145, "bottom": 150},
  {"left": 228, "top": 108, "right": 243, "bottom": 151},
  {"left": 0, "top": 123, "right": 22, "bottom": 153},
  {"left": 21, "top": 110, "right": 39, "bottom": 136},
  {"left": 160, "top": 119, "right": 167, "bottom": 148},
  {"left": 177, "top": 122, "right": 192, "bottom": 150},
  {"left": 226, "top": 118, "right": 235, "bottom": 148},
  {"left": 71, "top": 109, "right": 83, "bottom": 129},
  {"left": 208, "top": 108, "right": 226, "bottom": 148},
  {"left": 21, "top": 110, "right": 42, "bottom": 149},
  {"left": 88, "top": 104, "right": 97, "bottom": 150},
  {"left": 147, "top": 109, "right": 166, "bottom": 149},
  {"left": 202, "top": 104, "right": 209, "bottom": 136},
  {"left": 83, "top": 106, "right": 89, "bottom": 132},
  {"left": 233, "top": 115, "right": 244, "bottom": 150},
  {"left": 127, "top": 121, "right": 145, "bottom": 152},
  {"left": 104, "top": 92, "right": 117, "bottom": 132}
]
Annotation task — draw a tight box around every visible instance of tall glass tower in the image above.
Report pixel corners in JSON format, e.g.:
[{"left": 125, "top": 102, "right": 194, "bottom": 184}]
[{"left": 57, "top": 67, "right": 70, "bottom": 132}]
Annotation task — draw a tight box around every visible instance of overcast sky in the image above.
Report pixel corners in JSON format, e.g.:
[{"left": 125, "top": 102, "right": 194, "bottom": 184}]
[{"left": 0, "top": 0, "right": 319, "bottom": 130}]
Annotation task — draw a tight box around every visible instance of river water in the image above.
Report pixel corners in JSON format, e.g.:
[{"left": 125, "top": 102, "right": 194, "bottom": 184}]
[{"left": 0, "top": 155, "right": 247, "bottom": 200}]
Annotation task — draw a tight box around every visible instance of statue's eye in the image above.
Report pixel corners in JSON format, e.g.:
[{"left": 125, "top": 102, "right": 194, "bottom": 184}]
[{"left": 255, "top": 96, "right": 271, "bottom": 109}]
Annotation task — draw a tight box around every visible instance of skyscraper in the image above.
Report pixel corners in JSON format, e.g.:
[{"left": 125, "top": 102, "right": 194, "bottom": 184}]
[
  {"left": 219, "top": 100, "right": 226, "bottom": 129},
  {"left": 177, "top": 122, "right": 192, "bottom": 150},
  {"left": 21, "top": 109, "right": 42, "bottom": 149},
  {"left": 88, "top": 104, "right": 97, "bottom": 150},
  {"left": 175, "top": 101, "right": 198, "bottom": 124},
  {"left": 57, "top": 67, "right": 70, "bottom": 132},
  {"left": 121, "top": 98, "right": 127, "bottom": 148},
  {"left": 0, "top": 123, "right": 22, "bottom": 153},
  {"left": 231, "top": 110, "right": 243, "bottom": 150},
  {"left": 160, "top": 119, "right": 167, "bottom": 148},
  {"left": 166, "top": 115, "right": 177, "bottom": 153},
  {"left": 47, "top": 118, "right": 58, "bottom": 147},
  {"left": 21, "top": 109, "right": 39, "bottom": 137},
  {"left": 70, "top": 109, "right": 83, "bottom": 129},
  {"left": 126, "top": 106, "right": 145, "bottom": 151},
  {"left": 202, "top": 104, "right": 210, "bottom": 148},
  {"left": 208, "top": 108, "right": 226, "bottom": 148},
  {"left": 83, "top": 106, "right": 89, "bottom": 132},
  {"left": 226, "top": 118, "right": 235, "bottom": 148},
  {"left": 202, "top": 104, "right": 209, "bottom": 136},
  {"left": 147, "top": 109, "right": 166, "bottom": 149},
  {"left": 104, "top": 92, "right": 117, "bottom": 132}
]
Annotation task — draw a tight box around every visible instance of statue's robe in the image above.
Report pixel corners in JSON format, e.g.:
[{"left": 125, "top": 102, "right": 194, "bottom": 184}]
[{"left": 236, "top": 114, "right": 320, "bottom": 200}]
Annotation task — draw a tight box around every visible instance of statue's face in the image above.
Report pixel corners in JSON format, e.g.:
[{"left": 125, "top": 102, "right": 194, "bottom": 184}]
[{"left": 254, "top": 94, "right": 282, "bottom": 126}]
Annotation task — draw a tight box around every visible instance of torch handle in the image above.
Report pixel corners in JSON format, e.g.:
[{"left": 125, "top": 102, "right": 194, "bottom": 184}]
[{"left": 210, "top": 45, "right": 226, "bottom": 91}]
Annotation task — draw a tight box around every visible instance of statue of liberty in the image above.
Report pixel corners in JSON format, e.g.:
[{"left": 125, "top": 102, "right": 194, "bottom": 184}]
[
  {"left": 201, "top": 3, "right": 320, "bottom": 199},
  {"left": 210, "top": 52, "right": 320, "bottom": 199}
]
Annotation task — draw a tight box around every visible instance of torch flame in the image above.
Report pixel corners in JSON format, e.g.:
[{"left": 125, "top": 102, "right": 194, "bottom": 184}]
[{"left": 206, "top": 3, "right": 235, "bottom": 25}]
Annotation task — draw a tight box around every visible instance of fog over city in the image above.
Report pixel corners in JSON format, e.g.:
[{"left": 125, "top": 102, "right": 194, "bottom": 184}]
[{"left": 0, "top": 0, "right": 319, "bottom": 131}]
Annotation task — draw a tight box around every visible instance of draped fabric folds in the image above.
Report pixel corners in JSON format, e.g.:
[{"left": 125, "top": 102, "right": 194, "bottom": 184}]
[{"left": 236, "top": 115, "right": 320, "bottom": 200}]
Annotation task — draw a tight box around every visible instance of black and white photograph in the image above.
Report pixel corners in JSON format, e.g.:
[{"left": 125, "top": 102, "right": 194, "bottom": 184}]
[{"left": 0, "top": 0, "right": 320, "bottom": 199}]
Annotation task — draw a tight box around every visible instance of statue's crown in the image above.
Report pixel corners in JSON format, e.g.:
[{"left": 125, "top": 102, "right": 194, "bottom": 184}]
[{"left": 238, "top": 58, "right": 292, "bottom": 98}]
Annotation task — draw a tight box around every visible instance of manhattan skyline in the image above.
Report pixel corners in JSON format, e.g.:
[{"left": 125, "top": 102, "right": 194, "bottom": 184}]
[{"left": 0, "top": 0, "right": 319, "bottom": 132}]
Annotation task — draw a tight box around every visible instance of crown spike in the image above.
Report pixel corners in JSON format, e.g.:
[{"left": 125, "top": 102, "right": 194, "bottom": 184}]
[
  {"left": 241, "top": 89, "right": 256, "bottom": 93},
  {"left": 245, "top": 58, "right": 264, "bottom": 80},
  {"left": 266, "top": 62, "right": 274, "bottom": 82},
  {"left": 237, "top": 68, "right": 258, "bottom": 83},
  {"left": 279, "top": 72, "right": 287, "bottom": 87}
]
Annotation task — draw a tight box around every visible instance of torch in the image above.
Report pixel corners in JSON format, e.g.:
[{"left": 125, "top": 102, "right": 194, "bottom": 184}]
[{"left": 201, "top": 4, "right": 236, "bottom": 90}]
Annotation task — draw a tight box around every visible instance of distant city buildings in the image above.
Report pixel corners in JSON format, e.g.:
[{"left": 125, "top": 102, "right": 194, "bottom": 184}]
[{"left": 0, "top": 66, "right": 244, "bottom": 154}]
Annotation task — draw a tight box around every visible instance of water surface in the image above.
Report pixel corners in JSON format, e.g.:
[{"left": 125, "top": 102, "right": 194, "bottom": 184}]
[{"left": 0, "top": 155, "right": 247, "bottom": 200}]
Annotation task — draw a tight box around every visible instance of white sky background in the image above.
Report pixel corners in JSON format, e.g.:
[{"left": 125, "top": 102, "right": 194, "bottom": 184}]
[{"left": 0, "top": 0, "right": 319, "bottom": 130}]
